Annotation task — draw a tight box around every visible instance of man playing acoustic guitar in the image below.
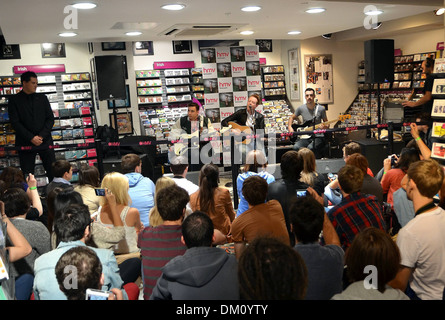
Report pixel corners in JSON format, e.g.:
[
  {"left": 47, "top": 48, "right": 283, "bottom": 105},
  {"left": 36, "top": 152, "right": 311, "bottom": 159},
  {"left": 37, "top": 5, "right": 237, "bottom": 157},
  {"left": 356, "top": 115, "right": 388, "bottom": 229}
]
[
  {"left": 288, "top": 88, "right": 329, "bottom": 158},
  {"left": 221, "top": 93, "right": 265, "bottom": 163}
]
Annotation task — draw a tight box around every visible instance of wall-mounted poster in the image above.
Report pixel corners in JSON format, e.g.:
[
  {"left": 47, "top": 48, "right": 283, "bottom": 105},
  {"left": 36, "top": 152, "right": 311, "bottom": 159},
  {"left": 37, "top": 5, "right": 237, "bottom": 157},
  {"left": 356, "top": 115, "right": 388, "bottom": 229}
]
[
  {"left": 109, "top": 112, "right": 133, "bottom": 135},
  {"left": 304, "top": 54, "right": 333, "bottom": 104},
  {"left": 133, "top": 41, "right": 154, "bottom": 56},
  {"left": 0, "top": 36, "right": 21, "bottom": 60},
  {"left": 173, "top": 40, "right": 193, "bottom": 54},
  {"left": 288, "top": 48, "right": 301, "bottom": 101},
  {"left": 102, "top": 42, "right": 126, "bottom": 51},
  {"left": 256, "top": 40, "right": 273, "bottom": 52},
  {"left": 41, "top": 43, "right": 66, "bottom": 58}
]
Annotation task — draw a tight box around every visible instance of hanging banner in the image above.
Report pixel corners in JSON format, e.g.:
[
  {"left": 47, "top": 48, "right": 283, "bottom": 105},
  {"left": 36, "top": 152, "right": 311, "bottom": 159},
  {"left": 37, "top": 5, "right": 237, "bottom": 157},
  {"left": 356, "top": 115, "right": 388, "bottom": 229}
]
[{"left": 200, "top": 45, "right": 261, "bottom": 123}]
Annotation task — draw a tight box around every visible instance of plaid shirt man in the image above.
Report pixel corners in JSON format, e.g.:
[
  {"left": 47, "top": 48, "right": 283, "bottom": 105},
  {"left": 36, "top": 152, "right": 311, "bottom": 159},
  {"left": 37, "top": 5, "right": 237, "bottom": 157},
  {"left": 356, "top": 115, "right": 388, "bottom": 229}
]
[{"left": 327, "top": 192, "right": 386, "bottom": 251}]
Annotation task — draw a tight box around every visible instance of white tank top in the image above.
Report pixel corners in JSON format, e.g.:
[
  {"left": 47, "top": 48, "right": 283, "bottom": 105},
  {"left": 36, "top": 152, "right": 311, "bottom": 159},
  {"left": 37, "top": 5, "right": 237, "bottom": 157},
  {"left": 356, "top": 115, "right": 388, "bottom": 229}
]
[{"left": 97, "top": 206, "right": 139, "bottom": 254}]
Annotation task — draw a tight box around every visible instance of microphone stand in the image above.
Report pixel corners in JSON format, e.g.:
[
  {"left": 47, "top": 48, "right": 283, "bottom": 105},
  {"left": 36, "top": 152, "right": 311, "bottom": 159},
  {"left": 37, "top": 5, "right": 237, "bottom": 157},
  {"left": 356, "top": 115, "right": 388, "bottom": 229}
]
[{"left": 111, "top": 99, "right": 121, "bottom": 158}]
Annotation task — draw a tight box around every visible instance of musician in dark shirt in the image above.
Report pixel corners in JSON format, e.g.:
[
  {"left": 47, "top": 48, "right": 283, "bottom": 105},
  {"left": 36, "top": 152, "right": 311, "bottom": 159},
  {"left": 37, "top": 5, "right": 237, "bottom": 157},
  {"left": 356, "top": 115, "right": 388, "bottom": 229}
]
[
  {"left": 403, "top": 57, "right": 435, "bottom": 116},
  {"left": 287, "top": 88, "right": 329, "bottom": 158},
  {"left": 221, "top": 93, "right": 265, "bottom": 133},
  {"left": 221, "top": 93, "right": 265, "bottom": 163}
]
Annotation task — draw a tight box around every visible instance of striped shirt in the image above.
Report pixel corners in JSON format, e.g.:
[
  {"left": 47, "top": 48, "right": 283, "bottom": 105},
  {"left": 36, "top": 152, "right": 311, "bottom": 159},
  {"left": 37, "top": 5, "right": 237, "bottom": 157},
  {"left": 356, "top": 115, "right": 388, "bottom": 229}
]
[
  {"left": 138, "top": 224, "right": 186, "bottom": 299},
  {"left": 327, "top": 192, "right": 386, "bottom": 251}
]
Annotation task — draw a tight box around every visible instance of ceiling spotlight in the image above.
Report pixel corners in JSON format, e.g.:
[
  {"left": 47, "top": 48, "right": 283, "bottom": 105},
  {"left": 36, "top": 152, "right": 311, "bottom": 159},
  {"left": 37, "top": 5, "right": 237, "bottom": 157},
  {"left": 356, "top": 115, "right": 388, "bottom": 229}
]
[
  {"left": 126, "top": 31, "right": 142, "bottom": 36},
  {"left": 72, "top": 2, "right": 97, "bottom": 9},
  {"left": 161, "top": 4, "right": 186, "bottom": 11},
  {"left": 365, "top": 9, "right": 383, "bottom": 15},
  {"left": 322, "top": 33, "right": 332, "bottom": 39},
  {"left": 240, "top": 30, "right": 254, "bottom": 35},
  {"left": 241, "top": 6, "right": 262, "bottom": 12},
  {"left": 372, "top": 22, "right": 382, "bottom": 30},
  {"left": 288, "top": 31, "right": 301, "bottom": 35},
  {"left": 58, "top": 32, "right": 77, "bottom": 37},
  {"left": 305, "top": 8, "right": 326, "bottom": 14},
  {"left": 435, "top": 8, "right": 445, "bottom": 15}
]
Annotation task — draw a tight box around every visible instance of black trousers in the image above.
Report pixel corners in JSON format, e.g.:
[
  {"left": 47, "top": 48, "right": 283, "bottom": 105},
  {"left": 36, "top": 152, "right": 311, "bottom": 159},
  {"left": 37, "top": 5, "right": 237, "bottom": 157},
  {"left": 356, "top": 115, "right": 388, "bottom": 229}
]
[{"left": 18, "top": 147, "right": 56, "bottom": 182}]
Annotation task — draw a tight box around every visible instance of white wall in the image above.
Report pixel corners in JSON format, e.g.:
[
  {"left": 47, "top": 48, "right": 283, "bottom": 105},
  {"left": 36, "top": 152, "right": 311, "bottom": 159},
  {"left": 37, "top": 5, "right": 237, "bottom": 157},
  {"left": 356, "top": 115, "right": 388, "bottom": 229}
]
[{"left": 392, "top": 28, "right": 443, "bottom": 55}]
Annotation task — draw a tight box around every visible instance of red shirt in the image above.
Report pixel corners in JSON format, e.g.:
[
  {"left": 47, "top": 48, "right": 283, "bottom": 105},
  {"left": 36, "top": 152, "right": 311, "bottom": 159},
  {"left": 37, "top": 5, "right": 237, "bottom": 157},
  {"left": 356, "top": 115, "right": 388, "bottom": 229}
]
[
  {"left": 381, "top": 168, "right": 406, "bottom": 206},
  {"left": 138, "top": 224, "right": 186, "bottom": 299}
]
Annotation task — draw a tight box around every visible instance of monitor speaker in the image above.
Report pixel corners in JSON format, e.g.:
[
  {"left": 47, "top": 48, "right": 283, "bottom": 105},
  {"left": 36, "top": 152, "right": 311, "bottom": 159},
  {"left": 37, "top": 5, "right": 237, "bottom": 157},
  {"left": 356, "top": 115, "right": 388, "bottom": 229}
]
[
  {"left": 94, "top": 55, "right": 126, "bottom": 100},
  {"left": 355, "top": 139, "right": 404, "bottom": 175},
  {"left": 364, "top": 39, "right": 394, "bottom": 84}
]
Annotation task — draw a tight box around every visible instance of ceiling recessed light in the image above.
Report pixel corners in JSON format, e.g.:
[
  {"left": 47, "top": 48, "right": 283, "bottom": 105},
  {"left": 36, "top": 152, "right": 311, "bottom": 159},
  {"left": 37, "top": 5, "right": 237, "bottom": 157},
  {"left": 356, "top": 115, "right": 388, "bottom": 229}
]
[
  {"left": 288, "top": 31, "right": 301, "bottom": 35},
  {"left": 365, "top": 9, "right": 383, "bottom": 15},
  {"left": 435, "top": 8, "right": 445, "bottom": 15},
  {"left": 240, "top": 30, "right": 254, "bottom": 35},
  {"left": 161, "top": 4, "right": 186, "bottom": 11},
  {"left": 126, "top": 31, "right": 142, "bottom": 36},
  {"left": 58, "top": 32, "right": 77, "bottom": 37},
  {"left": 305, "top": 8, "right": 325, "bottom": 14},
  {"left": 72, "top": 2, "right": 97, "bottom": 9},
  {"left": 241, "top": 6, "right": 262, "bottom": 12}
]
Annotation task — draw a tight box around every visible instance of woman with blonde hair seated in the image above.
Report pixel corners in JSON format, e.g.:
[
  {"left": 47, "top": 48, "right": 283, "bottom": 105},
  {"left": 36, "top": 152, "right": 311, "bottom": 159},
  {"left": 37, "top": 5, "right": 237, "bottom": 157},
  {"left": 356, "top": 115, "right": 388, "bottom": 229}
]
[
  {"left": 297, "top": 148, "right": 326, "bottom": 196},
  {"left": 96, "top": 172, "right": 143, "bottom": 255}
]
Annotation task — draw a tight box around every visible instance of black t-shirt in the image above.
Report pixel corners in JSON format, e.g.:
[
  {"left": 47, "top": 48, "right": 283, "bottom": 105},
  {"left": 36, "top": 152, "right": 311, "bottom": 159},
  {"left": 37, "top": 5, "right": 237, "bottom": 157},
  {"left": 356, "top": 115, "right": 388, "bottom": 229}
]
[{"left": 422, "top": 74, "right": 434, "bottom": 115}]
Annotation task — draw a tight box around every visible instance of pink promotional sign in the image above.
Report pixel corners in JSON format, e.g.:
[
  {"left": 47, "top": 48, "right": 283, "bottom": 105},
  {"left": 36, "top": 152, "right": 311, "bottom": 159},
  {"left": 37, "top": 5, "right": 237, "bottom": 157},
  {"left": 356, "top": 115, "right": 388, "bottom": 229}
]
[
  {"left": 437, "top": 42, "right": 444, "bottom": 50},
  {"left": 153, "top": 61, "right": 195, "bottom": 69},
  {"left": 13, "top": 64, "right": 66, "bottom": 74}
]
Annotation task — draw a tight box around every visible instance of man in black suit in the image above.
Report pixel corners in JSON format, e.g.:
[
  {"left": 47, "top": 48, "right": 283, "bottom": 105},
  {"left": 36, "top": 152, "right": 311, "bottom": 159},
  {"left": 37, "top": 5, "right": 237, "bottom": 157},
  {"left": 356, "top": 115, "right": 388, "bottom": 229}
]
[{"left": 8, "top": 71, "right": 56, "bottom": 181}]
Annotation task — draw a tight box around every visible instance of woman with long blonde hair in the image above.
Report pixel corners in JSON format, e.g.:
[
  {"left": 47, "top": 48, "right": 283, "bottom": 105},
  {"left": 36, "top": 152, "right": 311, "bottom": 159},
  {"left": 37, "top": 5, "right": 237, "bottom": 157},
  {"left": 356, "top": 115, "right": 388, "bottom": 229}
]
[
  {"left": 96, "top": 172, "right": 143, "bottom": 254},
  {"left": 297, "top": 148, "right": 326, "bottom": 196}
]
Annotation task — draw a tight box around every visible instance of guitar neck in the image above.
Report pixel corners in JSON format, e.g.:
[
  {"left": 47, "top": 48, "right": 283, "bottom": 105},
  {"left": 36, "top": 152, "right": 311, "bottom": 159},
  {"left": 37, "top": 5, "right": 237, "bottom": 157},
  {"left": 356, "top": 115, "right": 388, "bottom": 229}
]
[{"left": 311, "top": 118, "right": 338, "bottom": 129}]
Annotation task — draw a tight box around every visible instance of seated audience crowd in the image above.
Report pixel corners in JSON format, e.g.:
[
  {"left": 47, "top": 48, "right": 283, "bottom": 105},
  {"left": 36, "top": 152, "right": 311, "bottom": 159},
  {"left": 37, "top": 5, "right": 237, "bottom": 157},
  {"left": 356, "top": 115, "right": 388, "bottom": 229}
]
[{"left": 2, "top": 139, "right": 445, "bottom": 301}]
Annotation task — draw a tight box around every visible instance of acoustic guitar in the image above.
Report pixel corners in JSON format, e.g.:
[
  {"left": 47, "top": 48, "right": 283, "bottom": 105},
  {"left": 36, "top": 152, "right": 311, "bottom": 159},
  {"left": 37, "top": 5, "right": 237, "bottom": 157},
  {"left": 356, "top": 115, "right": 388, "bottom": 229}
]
[
  {"left": 292, "top": 114, "right": 351, "bottom": 139},
  {"left": 221, "top": 121, "right": 255, "bottom": 145}
]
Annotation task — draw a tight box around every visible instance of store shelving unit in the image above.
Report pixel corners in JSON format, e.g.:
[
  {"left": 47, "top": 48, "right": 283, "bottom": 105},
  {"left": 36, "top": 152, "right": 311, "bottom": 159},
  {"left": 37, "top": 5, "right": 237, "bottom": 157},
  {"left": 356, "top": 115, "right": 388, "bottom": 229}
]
[{"left": 261, "top": 65, "right": 287, "bottom": 100}]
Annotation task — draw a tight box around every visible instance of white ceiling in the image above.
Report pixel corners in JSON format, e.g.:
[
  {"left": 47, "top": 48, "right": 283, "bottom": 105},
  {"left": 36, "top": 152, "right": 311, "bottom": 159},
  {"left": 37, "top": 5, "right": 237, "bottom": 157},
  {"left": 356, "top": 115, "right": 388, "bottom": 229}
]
[{"left": 0, "top": 0, "right": 443, "bottom": 44}]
